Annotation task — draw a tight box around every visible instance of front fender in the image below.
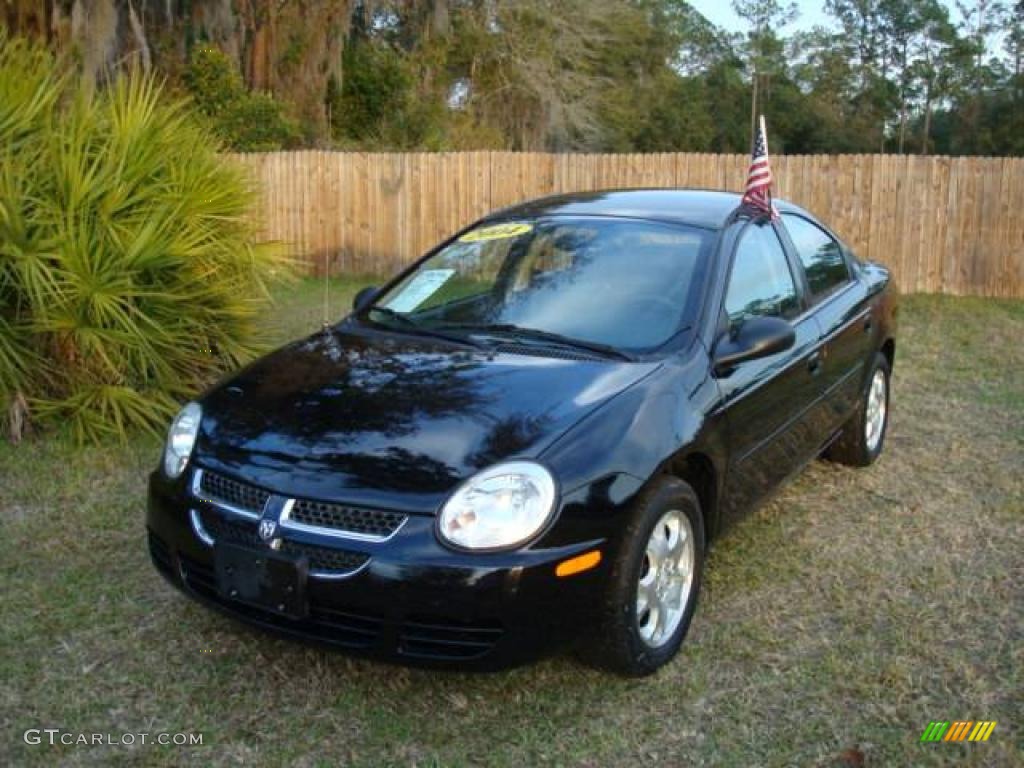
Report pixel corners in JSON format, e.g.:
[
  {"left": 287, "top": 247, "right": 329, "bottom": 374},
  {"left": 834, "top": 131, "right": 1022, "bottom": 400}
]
[{"left": 537, "top": 347, "right": 726, "bottom": 546}]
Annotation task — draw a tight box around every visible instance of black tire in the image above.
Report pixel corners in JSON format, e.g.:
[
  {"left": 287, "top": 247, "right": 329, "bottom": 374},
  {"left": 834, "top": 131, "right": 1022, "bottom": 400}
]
[
  {"left": 580, "top": 476, "right": 705, "bottom": 677},
  {"left": 826, "top": 352, "right": 891, "bottom": 467}
]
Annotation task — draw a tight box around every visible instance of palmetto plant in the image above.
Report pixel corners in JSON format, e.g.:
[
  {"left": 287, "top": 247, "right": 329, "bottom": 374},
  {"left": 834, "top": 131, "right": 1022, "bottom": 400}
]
[{"left": 0, "top": 35, "right": 289, "bottom": 443}]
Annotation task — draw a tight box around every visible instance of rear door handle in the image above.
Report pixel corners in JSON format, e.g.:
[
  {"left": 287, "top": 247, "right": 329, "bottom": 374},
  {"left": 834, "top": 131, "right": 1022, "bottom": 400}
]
[
  {"left": 808, "top": 351, "right": 823, "bottom": 375},
  {"left": 864, "top": 317, "right": 873, "bottom": 333}
]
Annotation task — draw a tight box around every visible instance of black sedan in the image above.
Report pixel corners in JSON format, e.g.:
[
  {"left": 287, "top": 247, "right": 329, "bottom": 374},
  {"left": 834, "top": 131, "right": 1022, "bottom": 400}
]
[{"left": 147, "top": 189, "right": 897, "bottom": 675}]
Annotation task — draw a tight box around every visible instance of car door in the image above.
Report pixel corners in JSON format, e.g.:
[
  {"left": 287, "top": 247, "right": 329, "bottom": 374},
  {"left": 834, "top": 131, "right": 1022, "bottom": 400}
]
[
  {"left": 778, "top": 214, "right": 873, "bottom": 435},
  {"left": 715, "top": 221, "right": 823, "bottom": 524}
]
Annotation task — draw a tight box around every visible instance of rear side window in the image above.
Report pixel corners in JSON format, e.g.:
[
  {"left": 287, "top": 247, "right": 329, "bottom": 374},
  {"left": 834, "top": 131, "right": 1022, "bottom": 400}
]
[
  {"left": 724, "top": 223, "right": 799, "bottom": 326},
  {"left": 783, "top": 215, "right": 850, "bottom": 301}
]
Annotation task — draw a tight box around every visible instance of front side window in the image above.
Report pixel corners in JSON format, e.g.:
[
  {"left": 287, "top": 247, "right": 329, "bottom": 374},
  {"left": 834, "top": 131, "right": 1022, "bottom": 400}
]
[
  {"left": 366, "top": 217, "right": 713, "bottom": 351},
  {"left": 783, "top": 214, "right": 850, "bottom": 300},
  {"left": 724, "top": 223, "right": 799, "bottom": 326}
]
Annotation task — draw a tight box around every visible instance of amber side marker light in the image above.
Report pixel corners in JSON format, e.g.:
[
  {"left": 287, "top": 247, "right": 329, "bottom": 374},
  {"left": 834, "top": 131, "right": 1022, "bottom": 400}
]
[{"left": 555, "top": 550, "right": 602, "bottom": 577}]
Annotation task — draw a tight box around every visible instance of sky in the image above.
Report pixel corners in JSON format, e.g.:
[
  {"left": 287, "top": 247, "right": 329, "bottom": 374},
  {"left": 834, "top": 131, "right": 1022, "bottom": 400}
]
[
  {"left": 688, "top": 0, "right": 833, "bottom": 34},
  {"left": 688, "top": 0, "right": 965, "bottom": 35}
]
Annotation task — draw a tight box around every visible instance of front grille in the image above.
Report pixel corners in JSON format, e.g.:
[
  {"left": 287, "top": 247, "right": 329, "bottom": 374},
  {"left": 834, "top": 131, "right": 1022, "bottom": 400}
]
[
  {"left": 281, "top": 540, "right": 369, "bottom": 573},
  {"left": 398, "top": 615, "right": 505, "bottom": 660},
  {"left": 198, "top": 470, "right": 270, "bottom": 515},
  {"left": 194, "top": 508, "right": 367, "bottom": 576},
  {"left": 198, "top": 508, "right": 260, "bottom": 547},
  {"left": 289, "top": 499, "right": 406, "bottom": 538},
  {"left": 196, "top": 469, "right": 407, "bottom": 540}
]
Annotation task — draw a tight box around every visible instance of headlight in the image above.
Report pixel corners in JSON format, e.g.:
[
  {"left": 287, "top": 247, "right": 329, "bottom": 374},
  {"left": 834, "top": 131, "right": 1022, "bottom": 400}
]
[
  {"left": 437, "top": 461, "right": 557, "bottom": 551},
  {"left": 163, "top": 402, "right": 202, "bottom": 479}
]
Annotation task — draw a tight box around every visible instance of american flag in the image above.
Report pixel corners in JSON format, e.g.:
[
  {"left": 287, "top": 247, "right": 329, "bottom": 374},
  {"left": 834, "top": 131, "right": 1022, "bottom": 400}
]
[{"left": 742, "top": 116, "right": 777, "bottom": 219}]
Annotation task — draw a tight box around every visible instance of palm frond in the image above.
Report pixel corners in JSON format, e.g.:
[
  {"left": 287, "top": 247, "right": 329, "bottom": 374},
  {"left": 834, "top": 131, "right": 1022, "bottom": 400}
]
[{"left": 0, "top": 37, "right": 293, "bottom": 444}]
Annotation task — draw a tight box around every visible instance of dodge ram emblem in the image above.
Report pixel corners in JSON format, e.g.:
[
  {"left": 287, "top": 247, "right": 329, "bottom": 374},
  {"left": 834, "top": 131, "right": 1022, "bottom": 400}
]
[{"left": 258, "top": 519, "right": 277, "bottom": 542}]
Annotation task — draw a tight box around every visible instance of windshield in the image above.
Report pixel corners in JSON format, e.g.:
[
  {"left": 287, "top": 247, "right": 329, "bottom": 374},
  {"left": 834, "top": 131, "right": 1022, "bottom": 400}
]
[{"left": 365, "top": 216, "right": 712, "bottom": 352}]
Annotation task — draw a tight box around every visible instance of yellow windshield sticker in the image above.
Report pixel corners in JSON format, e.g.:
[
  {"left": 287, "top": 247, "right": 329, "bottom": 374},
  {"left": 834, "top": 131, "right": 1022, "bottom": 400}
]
[{"left": 459, "top": 222, "right": 533, "bottom": 243}]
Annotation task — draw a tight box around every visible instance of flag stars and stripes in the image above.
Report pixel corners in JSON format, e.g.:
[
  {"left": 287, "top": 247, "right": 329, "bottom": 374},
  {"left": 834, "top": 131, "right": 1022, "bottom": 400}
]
[{"left": 742, "top": 116, "right": 778, "bottom": 219}]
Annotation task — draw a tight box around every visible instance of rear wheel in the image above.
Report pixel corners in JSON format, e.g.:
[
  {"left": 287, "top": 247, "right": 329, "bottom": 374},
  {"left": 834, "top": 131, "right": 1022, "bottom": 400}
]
[
  {"left": 827, "top": 352, "right": 891, "bottom": 467},
  {"left": 582, "top": 477, "right": 704, "bottom": 676}
]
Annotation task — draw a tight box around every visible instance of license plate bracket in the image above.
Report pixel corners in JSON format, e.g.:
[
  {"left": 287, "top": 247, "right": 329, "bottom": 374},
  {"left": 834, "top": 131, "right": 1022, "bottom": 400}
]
[{"left": 214, "top": 542, "right": 308, "bottom": 619}]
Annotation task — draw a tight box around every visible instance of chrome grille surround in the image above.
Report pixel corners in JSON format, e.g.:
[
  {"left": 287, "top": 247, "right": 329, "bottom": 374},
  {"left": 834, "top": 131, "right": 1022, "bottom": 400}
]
[
  {"left": 193, "top": 469, "right": 266, "bottom": 519},
  {"left": 193, "top": 468, "right": 407, "bottom": 542},
  {"left": 189, "top": 505, "right": 370, "bottom": 579},
  {"left": 188, "top": 468, "right": 410, "bottom": 578},
  {"left": 278, "top": 499, "right": 407, "bottom": 543},
  {"left": 288, "top": 499, "right": 407, "bottom": 538}
]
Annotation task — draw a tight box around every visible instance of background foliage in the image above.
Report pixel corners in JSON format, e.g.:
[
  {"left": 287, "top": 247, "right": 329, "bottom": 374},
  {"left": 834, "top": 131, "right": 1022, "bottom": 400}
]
[
  {"left": 184, "top": 44, "right": 300, "bottom": 152},
  {"left": 2, "top": 0, "right": 1020, "bottom": 155},
  {"left": 0, "top": 34, "right": 288, "bottom": 442}
]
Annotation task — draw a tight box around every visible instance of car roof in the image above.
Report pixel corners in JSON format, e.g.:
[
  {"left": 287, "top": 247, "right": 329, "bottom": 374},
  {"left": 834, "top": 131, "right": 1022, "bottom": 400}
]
[{"left": 485, "top": 188, "right": 809, "bottom": 231}]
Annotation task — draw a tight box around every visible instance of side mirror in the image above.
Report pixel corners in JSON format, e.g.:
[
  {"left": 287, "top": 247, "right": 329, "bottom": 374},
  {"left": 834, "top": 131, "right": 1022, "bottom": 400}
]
[
  {"left": 352, "top": 285, "right": 379, "bottom": 312},
  {"left": 713, "top": 316, "right": 795, "bottom": 376}
]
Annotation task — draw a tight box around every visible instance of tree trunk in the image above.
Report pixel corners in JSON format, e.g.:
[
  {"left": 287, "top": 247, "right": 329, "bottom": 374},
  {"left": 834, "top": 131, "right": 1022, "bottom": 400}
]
[
  {"left": 70, "top": 0, "right": 119, "bottom": 94},
  {"left": 432, "top": 0, "right": 450, "bottom": 37},
  {"left": 921, "top": 82, "right": 933, "bottom": 155},
  {"left": 749, "top": 71, "right": 758, "bottom": 154},
  {"left": 898, "top": 100, "right": 907, "bottom": 154},
  {"left": 126, "top": 0, "right": 152, "bottom": 73}
]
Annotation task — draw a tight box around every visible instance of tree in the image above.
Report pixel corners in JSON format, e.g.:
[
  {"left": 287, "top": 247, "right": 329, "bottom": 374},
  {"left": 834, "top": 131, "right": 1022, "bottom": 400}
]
[
  {"left": 953, "top": 0, "right": 1007, "bottom": 152},
  {"left": 910, "top": 1, "right": 960, "bottom": 153},
  {"left": 1, "top": 0, "right": 1020, "bottom": 156},
  {"left": 732, "top": 0, "right": 799, "bottom": 149},
  {"left": 825, "top": 0, "right": 894, "bottom": 150}
]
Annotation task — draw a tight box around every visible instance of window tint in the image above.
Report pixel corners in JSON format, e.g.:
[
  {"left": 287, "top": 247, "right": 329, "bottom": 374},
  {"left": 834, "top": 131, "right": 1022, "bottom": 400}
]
[
  {"left": 725, "top": 224, "right": 799, "bottom": 325},
  {"left": 783, "top": 214, "right": 850, "bottom": 300}
]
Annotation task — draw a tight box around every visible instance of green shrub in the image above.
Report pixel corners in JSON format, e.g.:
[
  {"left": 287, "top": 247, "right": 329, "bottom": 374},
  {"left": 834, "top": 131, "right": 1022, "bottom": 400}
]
[
  {"left": 331, "top": 39, "right": 448, "bottom": 149},
  {"left": 334, "top": 40, "right": 413, "bottom": 143},
  {"left": 0, "top": 35, "right": 291, "bottom": 443},
  {"left": 184, "top": 44, "right": 300, "bottom": 151}
]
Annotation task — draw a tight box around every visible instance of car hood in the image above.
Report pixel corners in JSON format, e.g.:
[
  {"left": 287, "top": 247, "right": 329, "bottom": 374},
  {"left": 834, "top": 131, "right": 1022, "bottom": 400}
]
[{"left": 195, "top": 327, "right": 659, "bottom": 512}]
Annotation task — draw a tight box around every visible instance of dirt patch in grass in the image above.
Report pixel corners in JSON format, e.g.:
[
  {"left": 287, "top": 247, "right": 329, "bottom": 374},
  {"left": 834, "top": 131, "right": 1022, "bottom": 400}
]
[{"left": 1, "top": 287, "right": 1021, "bottom": 767}]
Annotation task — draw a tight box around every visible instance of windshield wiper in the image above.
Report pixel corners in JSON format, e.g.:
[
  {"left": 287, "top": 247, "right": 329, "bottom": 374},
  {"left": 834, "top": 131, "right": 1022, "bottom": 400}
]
[
  {"left": 366, "top": 307, "right": 481, "bottom": 348},
  {"left": 436, "top": 323, "right": 632, "bottom": 361}
]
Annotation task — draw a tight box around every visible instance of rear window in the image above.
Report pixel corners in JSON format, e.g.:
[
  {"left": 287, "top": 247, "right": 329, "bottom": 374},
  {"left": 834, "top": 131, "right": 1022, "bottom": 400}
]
[{"left": 783, "top": 214, "right": 850, "bottom": 301}]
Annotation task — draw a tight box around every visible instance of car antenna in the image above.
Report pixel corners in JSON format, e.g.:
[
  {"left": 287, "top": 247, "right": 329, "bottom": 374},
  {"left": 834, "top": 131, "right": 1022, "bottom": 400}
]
[{"left": 322, "top": 249, "right": 330, "bottom": 330}]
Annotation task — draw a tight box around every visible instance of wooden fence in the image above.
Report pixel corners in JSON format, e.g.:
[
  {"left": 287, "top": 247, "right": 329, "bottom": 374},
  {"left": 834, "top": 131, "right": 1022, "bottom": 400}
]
[{"left": 230, "top": 152, "right": 1024, "bottom": 297}]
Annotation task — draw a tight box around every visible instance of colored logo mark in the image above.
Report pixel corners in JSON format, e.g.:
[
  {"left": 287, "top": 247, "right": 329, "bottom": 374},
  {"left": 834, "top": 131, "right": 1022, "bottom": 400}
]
[{"left": 920, "top": 721, "right": 997, "bottom": 743}]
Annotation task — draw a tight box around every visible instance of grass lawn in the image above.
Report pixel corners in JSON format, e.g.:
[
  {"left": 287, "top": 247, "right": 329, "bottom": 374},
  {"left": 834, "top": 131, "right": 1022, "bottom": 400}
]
[{"left": 1, "top": 279, "right": 1021, "bottom": 767}]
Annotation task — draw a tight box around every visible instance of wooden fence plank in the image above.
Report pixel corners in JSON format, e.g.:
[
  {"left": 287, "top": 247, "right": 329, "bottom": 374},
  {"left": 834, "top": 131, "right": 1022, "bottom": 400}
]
[{"left": 227, "top": 151, "right": 1024, "bottom": 297}]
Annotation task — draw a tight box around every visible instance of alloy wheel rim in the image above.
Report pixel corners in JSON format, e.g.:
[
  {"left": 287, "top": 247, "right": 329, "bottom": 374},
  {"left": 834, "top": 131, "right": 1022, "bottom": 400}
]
[
  {"left": 865, "top": 369, "right": 887, "bottom": 452},
  {"left": 636, "top": 509, "right": 695, "bottom": 649}
]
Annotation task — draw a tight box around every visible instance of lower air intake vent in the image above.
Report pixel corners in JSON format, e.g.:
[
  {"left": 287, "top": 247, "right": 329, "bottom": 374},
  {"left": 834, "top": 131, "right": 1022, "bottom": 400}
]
[{"left": 398, "top": 615, "right": 505, "bottom": 660}]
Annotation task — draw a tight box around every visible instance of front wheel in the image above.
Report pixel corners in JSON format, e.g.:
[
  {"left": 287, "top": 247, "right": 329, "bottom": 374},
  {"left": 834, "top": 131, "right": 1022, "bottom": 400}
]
[
  {"left": 826, "top": 352, "right": 891, "bottom": 467},
  {"left": 581, "top": 477, "right": 704, "bottom": 676}
]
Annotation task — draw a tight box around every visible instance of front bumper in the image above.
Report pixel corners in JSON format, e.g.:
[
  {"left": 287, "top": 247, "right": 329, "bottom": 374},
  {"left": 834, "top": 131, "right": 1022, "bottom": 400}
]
[{"left": 146, "top": 466, "right": 610, "bottom": 670}]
